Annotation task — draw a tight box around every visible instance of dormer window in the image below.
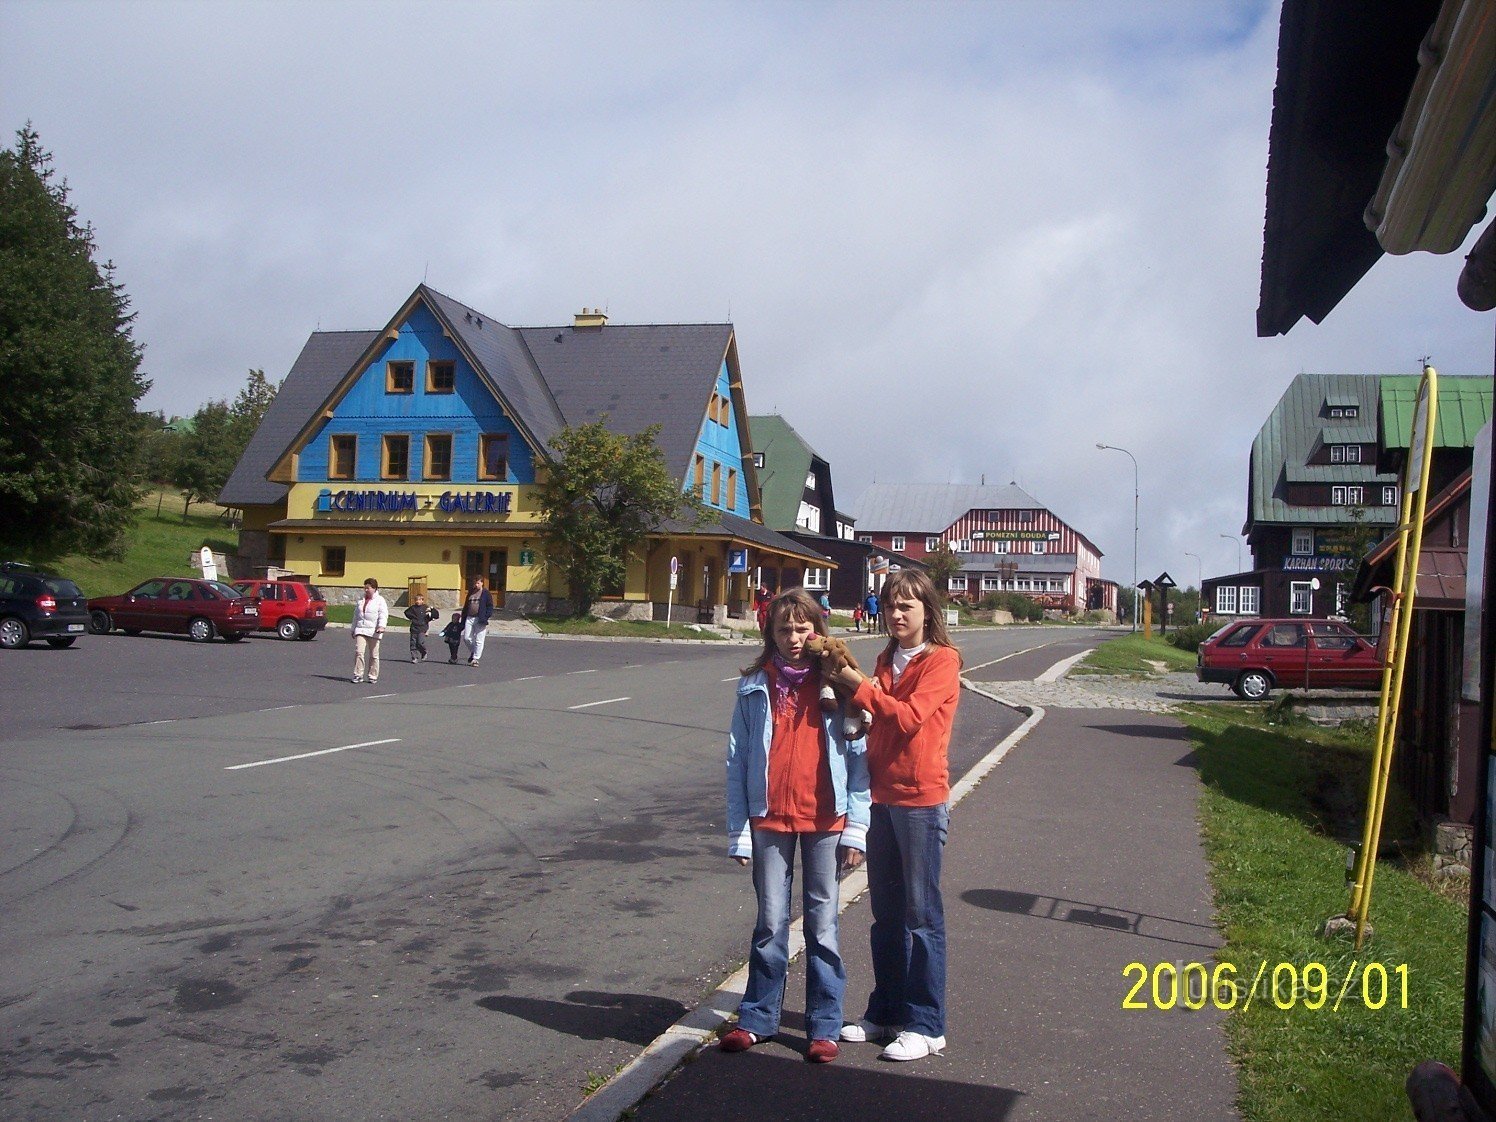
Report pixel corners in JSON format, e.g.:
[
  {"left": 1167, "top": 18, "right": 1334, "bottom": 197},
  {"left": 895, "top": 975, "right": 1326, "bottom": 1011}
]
[
  {"left": 1329, "top": 444, "right": 1361, "bottom": 463},
  {"left": 1327, "top": 405, "right": 1359, "bottom": 418}
]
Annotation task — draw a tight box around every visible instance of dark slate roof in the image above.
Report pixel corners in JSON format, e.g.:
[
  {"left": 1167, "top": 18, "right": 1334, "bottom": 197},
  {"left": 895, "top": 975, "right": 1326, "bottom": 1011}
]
[
  {"left": 517, "top": 322, "right": 734, "bottom": 477},
  {"left": 853, "top": 483, "right": 1045, "bottom": 532},
  {"left": 218, "top": 330, "right": 379, "bottom": 507},
  {"left": 420, "top": 287, "right": 566, "bottom": 453},
  {"left": 1257, "top": 0, "right": 1441, "bottom": 336},
  {"left": 658, "top": 508, "right": 833, "bottom": 565},
  {"left": 750, "top": 414, "right": 817, "bottom": 531}
]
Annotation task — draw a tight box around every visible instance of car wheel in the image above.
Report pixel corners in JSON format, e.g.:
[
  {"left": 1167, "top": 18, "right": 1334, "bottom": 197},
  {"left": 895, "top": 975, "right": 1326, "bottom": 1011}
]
[
  {"left": 223, "top": 632, "right": 247, "bottom": 642},
  {"left": 297, "top": 630, "right": 317, "bottom": 641},
  {"left": 1234, "top": 670, "right": 1272, "bottom": 701},
  {"left": 188, "top": 617, "right": 216, "bottom": 643},
  {"left": 89, "top": 610, "right": 113, "bottom": 635},
  {"left": 122, "top": 628, "right": 142, "bottom": 636},
  {"left": 277, "top": 618, "right": 301, "bottom": 641},
  {"left": 46, "top": 637, "right": 77, "bottom": 649},
  {"left": 0, "top": 617, "right": 29, "bottom": 649}
]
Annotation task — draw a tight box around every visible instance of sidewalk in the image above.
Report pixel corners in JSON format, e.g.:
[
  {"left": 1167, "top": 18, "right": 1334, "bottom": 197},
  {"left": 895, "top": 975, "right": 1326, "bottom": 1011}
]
[{"left": 577, "top": 684, "right": 1239, "bottom": 1121}]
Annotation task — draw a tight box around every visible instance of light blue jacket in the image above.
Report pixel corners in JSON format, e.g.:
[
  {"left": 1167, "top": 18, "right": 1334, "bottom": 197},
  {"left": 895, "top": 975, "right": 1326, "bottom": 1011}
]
[{"left": 726, "top": 669, "right": 870, "bottom": 859}]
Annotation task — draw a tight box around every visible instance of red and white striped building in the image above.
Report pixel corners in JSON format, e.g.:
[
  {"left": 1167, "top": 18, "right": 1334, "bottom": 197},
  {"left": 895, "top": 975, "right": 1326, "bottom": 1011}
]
[{"left": 851, "top": 483, "right": 1116, "bottom": 613}]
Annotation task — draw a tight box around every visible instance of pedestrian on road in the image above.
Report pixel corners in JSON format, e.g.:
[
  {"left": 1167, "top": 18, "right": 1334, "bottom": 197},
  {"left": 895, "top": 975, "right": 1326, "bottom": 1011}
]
[
  {"left": 461, "top": 576, "right": 493, "bottom": 667},
  {"left": 403, "top": 593, "right": 439, "bottom": 662},
  {"left": 441, "top": 611, "right": 464, "bottom": 663},
  {"left": 819, "top": 590, "right": 831, "bottom": 623},
  {"left": 823, "top": 568, "right": 961, "bottom": 1062},
  {"left": 864, "top": 590, "right": 880, "bottom": 634},
  {"left": 723, "top": 588, "right": 870, "bottom": 1064},
  {"left": 351, "top": 578, "right": 388, "bottom": 684},
  {"left": 852, "top": 604, "right": 864, "bottom": 632}
]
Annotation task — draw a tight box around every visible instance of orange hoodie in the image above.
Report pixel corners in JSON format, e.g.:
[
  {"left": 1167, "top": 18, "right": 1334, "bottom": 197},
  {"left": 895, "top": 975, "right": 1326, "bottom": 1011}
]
[{"left": 851, "top": 644, "right": 961, "bottom": 806}]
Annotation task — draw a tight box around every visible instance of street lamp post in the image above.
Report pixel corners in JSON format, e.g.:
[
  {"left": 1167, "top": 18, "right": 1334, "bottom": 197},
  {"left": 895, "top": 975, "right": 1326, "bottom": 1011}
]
[
  {"left": 1185, "top": 550, "right": 1202, "bottom": 621},
  {"left": 1096, "top": 443, "right": 1139, "bottom": 633},
  {"left": 1219, "top": 533, "right": 1242, "bottom": 573}
]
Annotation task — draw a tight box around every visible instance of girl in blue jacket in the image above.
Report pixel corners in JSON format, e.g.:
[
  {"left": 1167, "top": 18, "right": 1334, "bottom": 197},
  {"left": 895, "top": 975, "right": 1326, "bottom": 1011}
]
[{"left": 723, "top": 588, "right": 870, "bottom": 1063}]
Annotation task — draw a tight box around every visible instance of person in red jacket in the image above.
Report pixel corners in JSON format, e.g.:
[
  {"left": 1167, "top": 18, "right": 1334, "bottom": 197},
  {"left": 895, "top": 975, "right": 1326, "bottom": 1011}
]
[{"left": 821, "top": 568, "right": 961, "bottom": 1062}]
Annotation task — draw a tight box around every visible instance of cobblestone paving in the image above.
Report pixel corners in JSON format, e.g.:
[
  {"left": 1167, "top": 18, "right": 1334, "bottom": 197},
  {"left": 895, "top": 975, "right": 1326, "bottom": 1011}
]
[{"left": 973, "top": 671, "right": 1378, "bottom": 719}]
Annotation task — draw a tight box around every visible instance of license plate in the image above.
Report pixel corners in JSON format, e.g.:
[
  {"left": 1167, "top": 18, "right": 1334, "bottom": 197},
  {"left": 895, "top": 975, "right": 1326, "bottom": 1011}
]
[
  {"left": 244, "top": 607, "right": 258, "bottom": 615},
  {"left": 67, "top": 624, "right": 85, "bottom": 632}
]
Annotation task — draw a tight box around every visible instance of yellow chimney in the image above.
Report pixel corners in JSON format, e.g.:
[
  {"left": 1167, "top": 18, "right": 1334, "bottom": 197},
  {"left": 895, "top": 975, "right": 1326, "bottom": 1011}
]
[{"left": 574, "top": 307, "right": 608, "bottom": 329}]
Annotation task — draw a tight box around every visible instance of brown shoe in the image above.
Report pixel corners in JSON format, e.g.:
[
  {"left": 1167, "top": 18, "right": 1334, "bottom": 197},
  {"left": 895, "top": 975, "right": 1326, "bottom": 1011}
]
[
  {"left": 720, "top": 1028, "right": 760, "bottom": 1053},
  {"left": 807, "top": 1039, "right": 839, "bottom": 1063}
]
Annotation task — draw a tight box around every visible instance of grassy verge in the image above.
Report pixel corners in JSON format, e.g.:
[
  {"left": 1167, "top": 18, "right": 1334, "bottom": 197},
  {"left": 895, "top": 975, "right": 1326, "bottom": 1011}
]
[
  {"left": 1072, "top": 632, "right": 1196, "bottom": 675},
  {"left": 52, "top": 492, "right": 235, "bottom": 597},
  {"left": 1180, "top": 705, "right": 1465, "bottom": 1121}
]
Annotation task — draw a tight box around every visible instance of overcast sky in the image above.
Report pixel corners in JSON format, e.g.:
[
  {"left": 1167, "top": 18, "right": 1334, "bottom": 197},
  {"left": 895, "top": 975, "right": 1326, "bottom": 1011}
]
[{"left": 4, "top": 0, "right": 1491, "bottom": 588}]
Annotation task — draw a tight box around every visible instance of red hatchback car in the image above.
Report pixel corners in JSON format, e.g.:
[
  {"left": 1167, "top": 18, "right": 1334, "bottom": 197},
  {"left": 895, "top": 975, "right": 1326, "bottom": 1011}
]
[
  {"left": 88, "top": 577, "right": 260, "bottom": 643},
  {"left": 1197, "top": 618, "right": 1384, "bottom": 700},
  {"left": 231, "top": 579, "right": 328, "bottom": 640}
]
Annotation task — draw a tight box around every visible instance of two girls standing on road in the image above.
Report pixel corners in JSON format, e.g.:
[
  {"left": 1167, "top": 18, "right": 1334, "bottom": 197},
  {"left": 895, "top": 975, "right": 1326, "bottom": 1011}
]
[
  {"left": 723, "top": 588, "right": 870, "bottom": 1064},
  {"left": 824, "top": 569, "right": 961, "bottom": 1062}
]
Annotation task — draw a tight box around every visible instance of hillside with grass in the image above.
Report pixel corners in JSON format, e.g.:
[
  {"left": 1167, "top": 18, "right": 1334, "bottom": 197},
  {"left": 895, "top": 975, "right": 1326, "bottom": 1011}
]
[{"left": 50, "top": 491, "right": 236, "bottom": 596}]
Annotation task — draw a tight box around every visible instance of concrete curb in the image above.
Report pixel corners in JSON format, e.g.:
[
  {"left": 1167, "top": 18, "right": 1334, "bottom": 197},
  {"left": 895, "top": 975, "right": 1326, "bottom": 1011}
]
[{"left": 564, "top": 677, "right": 1048, "bottom": 1121}]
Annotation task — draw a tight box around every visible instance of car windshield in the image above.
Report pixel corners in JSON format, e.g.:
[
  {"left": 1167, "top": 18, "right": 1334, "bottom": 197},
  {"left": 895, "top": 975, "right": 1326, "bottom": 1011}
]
[
  {"left": 306, "top": 585, "right": 325, "bottom": 601},
  {"left": 205, "top": 581, "right": 243, "bottom": 599}
]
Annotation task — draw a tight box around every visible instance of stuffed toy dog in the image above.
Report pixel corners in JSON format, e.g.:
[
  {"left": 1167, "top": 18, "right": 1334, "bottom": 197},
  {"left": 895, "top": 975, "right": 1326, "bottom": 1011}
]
[{"left": 805, "top": 633, "right": 873, "bottom": 739}]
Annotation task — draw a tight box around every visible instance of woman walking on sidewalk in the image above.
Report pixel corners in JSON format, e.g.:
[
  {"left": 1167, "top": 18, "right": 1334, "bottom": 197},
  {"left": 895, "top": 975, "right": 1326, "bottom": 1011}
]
[
  {"left": 823, "top": 569, "right": 961, "bottom": 1062},
  {"left": 723, "top": 589, "right": 870, "bottom": 1063}
]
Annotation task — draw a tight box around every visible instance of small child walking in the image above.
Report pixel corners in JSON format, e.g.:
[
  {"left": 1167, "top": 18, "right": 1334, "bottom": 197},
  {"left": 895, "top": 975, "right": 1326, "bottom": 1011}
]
[
  {"left": 440, "top": 611, "right": 464, "bottom": 663},
  {"left": 403, "top": 594, "right": 440, "bottom": 662},
  {"left": 723, "top": 588, "right": 870, "bottom": 1063}
]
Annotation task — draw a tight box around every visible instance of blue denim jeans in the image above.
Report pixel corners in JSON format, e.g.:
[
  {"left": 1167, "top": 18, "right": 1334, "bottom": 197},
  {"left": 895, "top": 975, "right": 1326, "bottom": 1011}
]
[
  {"left": 863, "top": 802, "right": 948, "bottom": 1036},
  {"left": 737, "top": 828, "right": 846, "bottom": 1041}
]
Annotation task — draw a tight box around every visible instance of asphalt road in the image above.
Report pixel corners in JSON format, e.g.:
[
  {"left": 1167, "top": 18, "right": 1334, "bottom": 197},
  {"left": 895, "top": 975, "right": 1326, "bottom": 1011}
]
[{"left": 0, "top": 625, "right": 1110, "bottom": 1120}]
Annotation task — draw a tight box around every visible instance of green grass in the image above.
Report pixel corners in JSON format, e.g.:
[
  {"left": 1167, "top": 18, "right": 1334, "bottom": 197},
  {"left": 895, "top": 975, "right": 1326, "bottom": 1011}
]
[
  {"left": 50, "top": 492, "right": 238, "bottom": 597},
  {"left": 1073, "top": 631, "right": 1197, "bottom": 674},
  {"left": 1179, "top": 705, "right": 1464, "bottom": 1121}
]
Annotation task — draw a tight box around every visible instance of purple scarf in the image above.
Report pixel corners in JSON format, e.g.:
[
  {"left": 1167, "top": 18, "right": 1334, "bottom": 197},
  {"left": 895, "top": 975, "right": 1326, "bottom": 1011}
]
[{"left": 771, "top": 654, "right": 815, "bottom": 716}]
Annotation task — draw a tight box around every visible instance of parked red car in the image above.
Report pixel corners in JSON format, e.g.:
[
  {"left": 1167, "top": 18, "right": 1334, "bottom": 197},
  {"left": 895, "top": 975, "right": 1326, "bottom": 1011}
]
[
  {"left": 1197, "top": 618, "right": 1384, "bottom": 700},
  {"left": 231, "top": 579, "right": 327, "bottom": 640},
  {"left": 88, "top": 577, "right": 260, "bottom": 643}
]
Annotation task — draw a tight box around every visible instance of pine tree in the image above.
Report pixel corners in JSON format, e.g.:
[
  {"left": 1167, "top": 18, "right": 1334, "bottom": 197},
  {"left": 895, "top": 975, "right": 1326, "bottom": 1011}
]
[{"left": 0, "top": 125, "right": 149, "bottom": 560}]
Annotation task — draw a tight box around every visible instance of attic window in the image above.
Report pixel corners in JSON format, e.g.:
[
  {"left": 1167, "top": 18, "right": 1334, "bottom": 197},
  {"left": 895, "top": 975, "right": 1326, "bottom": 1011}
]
[
  {"left": 1328, "top": 405, "right": 1359, "bottom": 418},
  {"left": 753, "top": 452, "right": 765, "bottom": 470},
  {"left": 427, "top": 360, "right": 455, "bottom": 394},
  {"left": 386, "top": 360, "right": 414, "bottom": 394}
]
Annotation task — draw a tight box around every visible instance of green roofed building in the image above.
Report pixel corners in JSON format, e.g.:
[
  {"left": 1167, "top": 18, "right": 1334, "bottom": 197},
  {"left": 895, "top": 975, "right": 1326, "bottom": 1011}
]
[{"left": 1204, "top": 371, "right": 1489, "bottom": 622}]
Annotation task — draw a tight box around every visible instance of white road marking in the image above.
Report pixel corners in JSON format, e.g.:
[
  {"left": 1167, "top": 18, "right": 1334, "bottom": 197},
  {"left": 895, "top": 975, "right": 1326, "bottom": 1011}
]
[
  {"left": 258, "top": 705, "right": 298, "bottom": 713},
  {"left": 964, "top": 643, "right": 1050, "bottom": 673},
  {"left": 225, "top": 738, "right": 401, "bottom": 771},
  {"left": 515, "top": 675, "right": 542, "bottom": 682},
  {"left": 366, "top": 693, "right": 395, "bottom": 699},
  {"left": 569, "top": 669, "right": 598, "bottom": 675},
  {"left": 143, "top": 719, "right": 176, "bottom": 726},
  {"left": 721, "top": 677, "right": 740, "bottom": 683},
  {"left": 1036, "top": 650, "right": 1093, "bottom": 683},
  {"left": 569, "top": 696, "right": 630, "bottom": 710}
]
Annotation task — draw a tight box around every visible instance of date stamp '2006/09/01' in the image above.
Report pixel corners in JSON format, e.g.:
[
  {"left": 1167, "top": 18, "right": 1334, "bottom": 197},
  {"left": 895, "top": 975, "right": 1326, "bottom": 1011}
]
[{"left": 1123, "top": 960, "right": 1410, "bottom": 1012}]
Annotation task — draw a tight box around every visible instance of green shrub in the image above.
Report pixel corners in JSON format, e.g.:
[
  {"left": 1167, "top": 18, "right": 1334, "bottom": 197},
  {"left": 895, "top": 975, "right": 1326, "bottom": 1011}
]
[
  {"left": 977, "top": 591, "right": 1044, "bottom": 622},
  {"left": 1164, "top": 621, "right": 1219, "bottom": 652}
]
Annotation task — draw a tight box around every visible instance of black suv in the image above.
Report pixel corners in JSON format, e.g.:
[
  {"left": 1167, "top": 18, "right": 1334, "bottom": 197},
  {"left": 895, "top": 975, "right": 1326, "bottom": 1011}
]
[{"left": 0, "top": 562, "right": 91, "bottom": 649}]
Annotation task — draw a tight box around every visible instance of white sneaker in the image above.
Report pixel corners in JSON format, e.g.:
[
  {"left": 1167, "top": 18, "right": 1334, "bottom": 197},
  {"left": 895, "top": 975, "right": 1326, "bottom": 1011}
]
[
  {"left": 879, "top": 1031, "right": 946, "bottom": 1061},
  {"left": 840, "top": 1019, "right": 901, "bottom": 1044}
]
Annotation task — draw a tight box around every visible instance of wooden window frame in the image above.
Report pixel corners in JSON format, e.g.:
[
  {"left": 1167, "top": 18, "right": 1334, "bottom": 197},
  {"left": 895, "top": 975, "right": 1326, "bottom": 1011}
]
[
  {"left": 386, "top": 360, "right": 415, "bottom": 394},
  {"left": 478, "top": 434, "right": 509, "bottom": 481},
  {"left": 322, "top": 546, "right": 346, "bottom": 578},
  {"left": 726, "top": 467, "right": 737, "bottom": 509},
  {"left": 382, "top": 434, "right": 410, "bottom": 480},
  {"left": 424, "top": 433, "right": 453, "bottom": 481},
  {"left": 426, "top": 360, "right": 456, "bottom": 394},
  {"left": 330, "top": 434, "right": 357, "bottom": 480},
  {"left": 711, "top": 462, "right": 722, "bottom": 505}
]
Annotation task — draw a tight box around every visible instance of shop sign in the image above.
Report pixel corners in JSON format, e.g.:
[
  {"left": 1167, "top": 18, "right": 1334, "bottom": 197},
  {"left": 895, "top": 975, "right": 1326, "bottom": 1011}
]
[
  {"left": 972, "top": 530, "right": 1061, "bottom": 542},
  {"left": 328, "top": 489, "right": 419, "bottom": 512},
  {"left": 1281, "top": 556, "right": 1358, "bottom": 573},
  {"left": 438, "top": 490, "right": 512, "bottom": 514},
  {"left": 728, "top": 548, "right": 749, "bottom": 573}
]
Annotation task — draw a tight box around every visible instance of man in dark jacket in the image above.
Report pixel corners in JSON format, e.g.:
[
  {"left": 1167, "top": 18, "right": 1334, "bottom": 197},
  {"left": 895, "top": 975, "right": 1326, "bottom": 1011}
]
[{"left": 461, "top": 577, "right": 494, "bottom": 667}]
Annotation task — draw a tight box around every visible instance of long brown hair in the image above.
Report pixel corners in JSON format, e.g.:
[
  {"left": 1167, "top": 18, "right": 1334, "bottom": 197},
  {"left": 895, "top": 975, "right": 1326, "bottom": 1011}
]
[
  {"left": 880, "top": 569, "right": 961, "bottom": 664},
  {"left": 742, "top": 588, "right": 829, "bottom": 676}
]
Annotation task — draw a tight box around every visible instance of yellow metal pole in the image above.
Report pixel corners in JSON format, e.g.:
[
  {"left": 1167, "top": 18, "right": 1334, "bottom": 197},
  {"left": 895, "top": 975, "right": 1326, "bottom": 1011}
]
[{"left": 1350, "top": 367, "right": 1438, "bottom": 949}]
